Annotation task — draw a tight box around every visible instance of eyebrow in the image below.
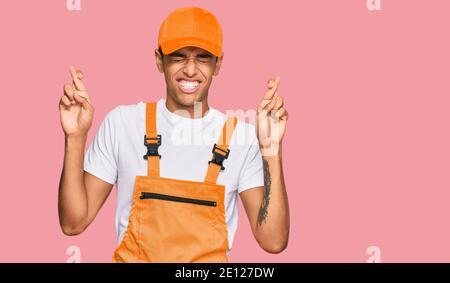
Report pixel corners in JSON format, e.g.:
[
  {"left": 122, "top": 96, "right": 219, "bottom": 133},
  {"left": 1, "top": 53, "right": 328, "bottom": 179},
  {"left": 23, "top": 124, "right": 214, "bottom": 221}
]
[{"left": 168, "top": 51, "right": 213, "bottom": 58}]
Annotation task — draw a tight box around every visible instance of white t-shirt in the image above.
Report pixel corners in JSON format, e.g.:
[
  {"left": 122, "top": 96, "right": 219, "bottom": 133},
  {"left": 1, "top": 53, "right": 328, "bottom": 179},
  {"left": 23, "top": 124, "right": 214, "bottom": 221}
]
[{"left": 84, "top": 98, "right": 264, "bottom": 252}]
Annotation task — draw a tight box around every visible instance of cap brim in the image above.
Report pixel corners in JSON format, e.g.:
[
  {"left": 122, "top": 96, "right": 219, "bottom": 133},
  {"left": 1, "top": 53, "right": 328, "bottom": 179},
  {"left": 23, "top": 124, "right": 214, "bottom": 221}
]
[{"left": 160, "top": 37, "right": 221, "bottom": 57}]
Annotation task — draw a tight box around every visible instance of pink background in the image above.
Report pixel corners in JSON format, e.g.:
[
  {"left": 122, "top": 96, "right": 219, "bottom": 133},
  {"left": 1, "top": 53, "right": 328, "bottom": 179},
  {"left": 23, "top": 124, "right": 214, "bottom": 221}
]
[{"left": 0, "top": 0, "right": 449, "bottom": 262}]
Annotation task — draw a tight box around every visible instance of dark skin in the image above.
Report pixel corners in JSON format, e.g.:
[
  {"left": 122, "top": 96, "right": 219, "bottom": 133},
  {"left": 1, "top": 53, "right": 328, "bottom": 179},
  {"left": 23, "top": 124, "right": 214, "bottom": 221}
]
[
  {"left": 59, "top": 46, "right": 289, "bottom": 254},
  {"left": 154, "top": 46, "right": 223, "bottom": 119},
  {"left": 155, "top": 46, "right": 289, "bottom": 253}
]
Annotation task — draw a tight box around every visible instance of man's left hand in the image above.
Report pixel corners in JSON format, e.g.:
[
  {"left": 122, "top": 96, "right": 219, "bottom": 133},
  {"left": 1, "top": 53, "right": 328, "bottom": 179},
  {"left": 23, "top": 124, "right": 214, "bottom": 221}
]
[{"left": 256, "top": 76, "right": 288, "bottom": 156}]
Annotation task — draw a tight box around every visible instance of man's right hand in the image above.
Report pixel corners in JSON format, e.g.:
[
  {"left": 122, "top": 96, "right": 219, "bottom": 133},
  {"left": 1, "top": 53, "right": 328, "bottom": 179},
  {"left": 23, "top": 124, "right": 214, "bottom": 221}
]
[{"left": 59, "top": 66, "right": 94, "bottom": 137}]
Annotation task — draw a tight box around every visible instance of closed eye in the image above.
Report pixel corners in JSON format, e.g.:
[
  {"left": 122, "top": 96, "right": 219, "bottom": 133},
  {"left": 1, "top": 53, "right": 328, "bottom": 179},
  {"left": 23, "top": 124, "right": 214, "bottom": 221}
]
[{"left": 197, "top": 54, "right": 213, "bottom": 59}]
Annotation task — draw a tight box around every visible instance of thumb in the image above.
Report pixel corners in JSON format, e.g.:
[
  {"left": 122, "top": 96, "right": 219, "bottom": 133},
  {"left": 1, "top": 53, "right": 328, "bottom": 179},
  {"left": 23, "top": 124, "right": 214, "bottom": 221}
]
[{"left": 73, "top": 92, "right": 93, "bottom": 112}]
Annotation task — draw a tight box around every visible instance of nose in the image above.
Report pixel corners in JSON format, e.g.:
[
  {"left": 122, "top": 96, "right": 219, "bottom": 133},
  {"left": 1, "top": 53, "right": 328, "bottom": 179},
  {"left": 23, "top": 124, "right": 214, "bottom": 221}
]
[{"left": 182, "top": 58, "right": 197, "bottom": 77}]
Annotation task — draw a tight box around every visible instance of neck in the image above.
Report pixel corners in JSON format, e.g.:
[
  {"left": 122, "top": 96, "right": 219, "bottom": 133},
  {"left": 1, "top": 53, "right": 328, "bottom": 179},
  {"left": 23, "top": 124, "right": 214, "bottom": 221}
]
[{"left": 165, "top": 95, "right": 210, "bottom": 119}]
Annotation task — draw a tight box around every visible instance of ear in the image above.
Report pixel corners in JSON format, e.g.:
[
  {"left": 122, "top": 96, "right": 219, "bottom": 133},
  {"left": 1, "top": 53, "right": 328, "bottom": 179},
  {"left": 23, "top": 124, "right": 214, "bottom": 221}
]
[
  {"left": 155, "top": 48, "right": 164, "bottom": 73},
  {"left": 213, "top": 52, "right": 224, "bottom": 76}
]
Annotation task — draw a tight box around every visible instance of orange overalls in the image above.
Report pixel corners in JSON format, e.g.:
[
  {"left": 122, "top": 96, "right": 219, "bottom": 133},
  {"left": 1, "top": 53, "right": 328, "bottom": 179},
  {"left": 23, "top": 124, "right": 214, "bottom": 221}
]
[{"left": 112, "top": 102, "right": 238, "bottom": 263}]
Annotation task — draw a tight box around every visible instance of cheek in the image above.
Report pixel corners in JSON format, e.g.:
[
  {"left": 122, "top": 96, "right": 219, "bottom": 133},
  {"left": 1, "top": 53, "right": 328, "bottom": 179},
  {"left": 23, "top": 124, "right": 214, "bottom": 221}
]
[
  {"left": 200, "top": 68, "right": 215, "bottom": 82},
  {"left": 163, "top": 69, "right": 178, "bottom": 86}
]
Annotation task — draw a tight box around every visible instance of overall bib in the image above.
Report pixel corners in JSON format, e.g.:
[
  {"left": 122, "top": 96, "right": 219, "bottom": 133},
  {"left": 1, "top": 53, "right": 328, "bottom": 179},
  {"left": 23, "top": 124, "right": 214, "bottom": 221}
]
[{"left": 112, "top": 102, "right": 238, "bottom": 263}]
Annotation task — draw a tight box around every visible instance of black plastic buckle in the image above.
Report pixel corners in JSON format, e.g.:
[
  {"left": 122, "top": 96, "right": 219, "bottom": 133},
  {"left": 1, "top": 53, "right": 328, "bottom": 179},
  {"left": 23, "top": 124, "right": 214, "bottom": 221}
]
[
  {"left": 143, "top": 134, "right": 161, "bottom": 159},
  {"left": 208, "top": 143, "right": 230, "bottom": 171}
]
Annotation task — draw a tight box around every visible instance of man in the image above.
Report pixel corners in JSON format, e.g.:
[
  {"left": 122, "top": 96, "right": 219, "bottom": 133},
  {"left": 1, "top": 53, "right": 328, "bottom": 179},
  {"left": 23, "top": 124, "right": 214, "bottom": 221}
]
[{"left": 58, "top": 6, "right": 289, "bottom": 262}]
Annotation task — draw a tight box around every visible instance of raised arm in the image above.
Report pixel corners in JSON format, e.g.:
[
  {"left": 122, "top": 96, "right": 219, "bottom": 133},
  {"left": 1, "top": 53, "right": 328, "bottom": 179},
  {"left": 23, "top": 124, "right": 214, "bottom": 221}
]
[
  {"left": 240, "top": 76, "right": 290, "bottom": 254},
  {"left": 58, "top": 66, "right": 113, "bottom": 236}
]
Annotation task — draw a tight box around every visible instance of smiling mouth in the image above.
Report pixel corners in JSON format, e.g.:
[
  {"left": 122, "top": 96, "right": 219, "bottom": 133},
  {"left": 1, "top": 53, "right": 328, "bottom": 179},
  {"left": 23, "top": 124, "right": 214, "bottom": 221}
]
[{"left": 177, "top": 79, "right": 202, "bottom": 94}]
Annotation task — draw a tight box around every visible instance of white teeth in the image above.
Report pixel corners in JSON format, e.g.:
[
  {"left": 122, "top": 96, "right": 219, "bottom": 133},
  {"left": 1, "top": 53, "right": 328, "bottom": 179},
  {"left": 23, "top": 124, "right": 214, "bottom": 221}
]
[{"left": 179, "top": 80, "right": 199, "bottom": 89}]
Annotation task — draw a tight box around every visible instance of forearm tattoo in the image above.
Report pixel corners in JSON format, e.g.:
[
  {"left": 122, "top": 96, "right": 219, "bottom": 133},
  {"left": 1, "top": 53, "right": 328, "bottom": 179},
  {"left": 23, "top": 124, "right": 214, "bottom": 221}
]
[{"left": 258, "top": 159, "right": 271, "bottom": 226}]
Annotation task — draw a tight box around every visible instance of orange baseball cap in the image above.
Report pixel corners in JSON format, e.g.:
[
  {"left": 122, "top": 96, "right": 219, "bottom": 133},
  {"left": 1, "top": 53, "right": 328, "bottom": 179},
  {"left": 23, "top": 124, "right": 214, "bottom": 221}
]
[{"left": 158, "top": 7, "right": 223, "bottom": 57}]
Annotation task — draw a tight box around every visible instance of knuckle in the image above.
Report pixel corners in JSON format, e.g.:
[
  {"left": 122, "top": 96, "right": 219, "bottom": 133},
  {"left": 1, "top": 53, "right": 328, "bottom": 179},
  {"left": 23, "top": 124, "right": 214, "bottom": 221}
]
[
  {"left": 64, "top": 87, "right": 73, "bottom": 94},
  {"left": 61, "top": 97, "right": 69, "bottom": 105}
]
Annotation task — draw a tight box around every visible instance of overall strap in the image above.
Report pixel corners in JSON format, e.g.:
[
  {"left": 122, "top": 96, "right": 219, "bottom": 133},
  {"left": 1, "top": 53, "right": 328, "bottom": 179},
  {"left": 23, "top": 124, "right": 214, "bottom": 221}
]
[
  {"left": 204, "top": 116, "right": 238, "bottom": 184},
  {"left": 144, "top": 102, "right": 161, "bottom": 177}
]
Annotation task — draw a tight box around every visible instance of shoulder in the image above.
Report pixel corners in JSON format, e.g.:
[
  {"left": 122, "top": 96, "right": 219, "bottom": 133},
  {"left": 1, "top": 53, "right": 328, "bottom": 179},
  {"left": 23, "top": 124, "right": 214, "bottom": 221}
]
[
  {"left": 104, "top": 101, "right": 145, "bottom": 123},
  {"left": 211, "top": 107, "right": 258, "bottom": 146},
  {"left": 234, "top": 120, "right": 259, "bottom": 146}
]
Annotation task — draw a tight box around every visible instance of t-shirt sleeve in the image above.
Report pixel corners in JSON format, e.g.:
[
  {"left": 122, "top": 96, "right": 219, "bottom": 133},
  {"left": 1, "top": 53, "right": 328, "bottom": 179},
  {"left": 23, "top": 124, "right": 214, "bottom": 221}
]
[
  {"left": 237, "top": 125, "right": 264, "bottom": 193},
  {"left": 83, "top": 107, "right": 120, "bottom": 185}
]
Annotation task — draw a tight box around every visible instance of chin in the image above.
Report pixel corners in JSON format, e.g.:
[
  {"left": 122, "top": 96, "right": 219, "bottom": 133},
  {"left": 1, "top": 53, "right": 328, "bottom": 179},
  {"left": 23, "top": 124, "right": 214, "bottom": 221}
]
[
  {"left": 174, "top": 88, "right": 205, "bottom": 104},
  {"left": 171, "top": 93, "right": 197, "bottom": 107}
]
